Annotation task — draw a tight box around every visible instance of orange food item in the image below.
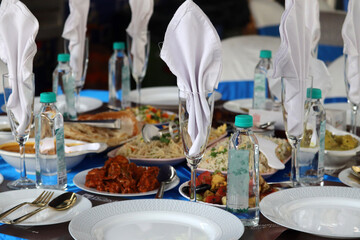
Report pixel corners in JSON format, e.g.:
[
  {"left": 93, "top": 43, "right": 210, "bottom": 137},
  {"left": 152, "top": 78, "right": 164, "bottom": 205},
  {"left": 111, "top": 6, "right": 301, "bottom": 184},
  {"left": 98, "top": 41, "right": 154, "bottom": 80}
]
[{"left": 85, "top": 155, "right": 160, "bottom": 193}]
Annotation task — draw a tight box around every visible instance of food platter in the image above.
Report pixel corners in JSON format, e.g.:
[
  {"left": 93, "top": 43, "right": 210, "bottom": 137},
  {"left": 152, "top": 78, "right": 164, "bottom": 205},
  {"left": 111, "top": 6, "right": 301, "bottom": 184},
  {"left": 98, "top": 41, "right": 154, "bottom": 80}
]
[
  {"left": 73, "top": 168, "right": 180, "bottom": 197},
  {"left": 338, "top": 167, "right": 360, "bottom": 188}
]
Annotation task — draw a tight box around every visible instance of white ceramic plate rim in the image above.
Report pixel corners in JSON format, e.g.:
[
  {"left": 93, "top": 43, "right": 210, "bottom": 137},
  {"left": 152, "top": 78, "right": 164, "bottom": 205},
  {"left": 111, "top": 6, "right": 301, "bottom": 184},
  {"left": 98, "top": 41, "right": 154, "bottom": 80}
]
[
  {"left": 73, "top": 168, "right": 180, "bottom": 197},
  {"left": 129, "top": 86, "right": 222, "bottom": 105},
  {"left": 0, "top": 172, "right": 3, "bottom": 185},
  {"left": 0, "top": 138, "right": 108, "bottom": 158},
  {"left": 0, "top": 189, "right": 92, "bottom": 226},
  {"left": 260, "top": 186, "right": 360, "bottom": 238},
  {"left": 68, "top": 199, "right": 244, "bottom": 240},
  {"left": 34, "top": 96, "right": 102, "bottom": 114},
  {"left": 338, "top": 168, "right": 360, "bottom": 188}
]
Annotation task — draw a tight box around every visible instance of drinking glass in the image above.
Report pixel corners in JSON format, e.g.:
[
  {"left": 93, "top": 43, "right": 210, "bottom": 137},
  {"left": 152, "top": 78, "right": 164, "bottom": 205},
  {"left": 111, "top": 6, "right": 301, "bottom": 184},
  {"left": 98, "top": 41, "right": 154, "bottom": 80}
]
[
  {"left": 126, "top": 31, "right": 150, "bottom": 106},
  {"left": 344, "top": 54, "right": 359, "bottom": 134},
  {"left": 178, "top": 90, "right": 215, "bottom": 201},
  {"left": 3, "top": 74, "right": 36, "bottom": 189},
  {"left": 281, "top": 76, "right": 312, "bottom": 187},
  {"left": 64, "top": 37, "right": 89, "bottom": 113}
]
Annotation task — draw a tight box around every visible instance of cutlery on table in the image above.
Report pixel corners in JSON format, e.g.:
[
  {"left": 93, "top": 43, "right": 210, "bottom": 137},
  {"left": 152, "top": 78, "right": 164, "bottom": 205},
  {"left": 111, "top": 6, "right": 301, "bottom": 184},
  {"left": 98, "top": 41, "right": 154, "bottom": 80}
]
[
  {"left": 155, "top": 165, "right": 177, "bottom": 199},
  {"left": 0, "top": 191, "right": 54, "bottom": 220},
  {"left": 3, "top": 192, "right": 76, "bottom": 224}
]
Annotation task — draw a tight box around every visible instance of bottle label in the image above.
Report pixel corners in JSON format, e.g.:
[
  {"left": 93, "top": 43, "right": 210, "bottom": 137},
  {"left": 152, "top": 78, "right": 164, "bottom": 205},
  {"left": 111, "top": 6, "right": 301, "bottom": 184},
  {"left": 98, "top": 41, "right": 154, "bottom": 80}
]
[
  {"left": 318, "top": 120, "right": 326, "bottom": 169},
  {"left": 253, "top": 73, "right": 266, "bottom": 109},
  {"left": 55, "top": 127, "right": 67, "bottom": 186},
  {"left": 227, "top": 149, "right": 249, "bottom": 212},
  {"left": 122, "top": 63, "right": 131, "bottom": 108}
]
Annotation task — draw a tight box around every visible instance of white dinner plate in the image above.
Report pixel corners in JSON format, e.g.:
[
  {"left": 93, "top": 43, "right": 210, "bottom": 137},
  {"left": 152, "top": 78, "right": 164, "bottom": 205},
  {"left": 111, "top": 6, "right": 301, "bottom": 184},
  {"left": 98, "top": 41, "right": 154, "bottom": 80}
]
[
  {"left": 73, "top": 168, "right": 180, "bottom": 197},
  {"left": 223, "top": 98, "right": 273, "bottom": 114},
  {"left": 0, "top": 189, "right": 92, "bottom": 226},
  {"left": 0, "top": 173, "right": 3, "bottom": 185},
  {"left": 34, "top": 95, "right": 102, "bottom": 114},
  {"left": 69, "top": 199, "right": 244, "bottom": 240},
  {"left": 339, "top": 168, "right": 360, "bottom": 188},
  {"left": 129, "top": 86, "right": 222, "bottom": 106},
  {"left": 260, "top": 186, "right": 360, "bottom": 239}
]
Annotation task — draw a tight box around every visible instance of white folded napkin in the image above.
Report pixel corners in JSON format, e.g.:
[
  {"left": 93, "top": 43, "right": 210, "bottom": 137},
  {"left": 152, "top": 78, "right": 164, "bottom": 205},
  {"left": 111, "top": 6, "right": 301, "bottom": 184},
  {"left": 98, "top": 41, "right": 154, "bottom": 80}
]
[
  {"left": 342, "top": 0, "right": 360, "bottom": 105},
  {"left": 0, "top": 0, "right": 38, "bottom": 135},
  {"left": 126, "top": 0, "right": 153, "bottom": 78},
  {"left": 160, "top": 0, "right": 222, "bottom": 156},
  {"left": 269, "top": 0, "right": 331, "bottom": 101},
  {"left": 270, "top": 0, "right": 327, "bottom": 137},
  {"left": 62, "top": 0, "right": 90, "bottom": 83}
]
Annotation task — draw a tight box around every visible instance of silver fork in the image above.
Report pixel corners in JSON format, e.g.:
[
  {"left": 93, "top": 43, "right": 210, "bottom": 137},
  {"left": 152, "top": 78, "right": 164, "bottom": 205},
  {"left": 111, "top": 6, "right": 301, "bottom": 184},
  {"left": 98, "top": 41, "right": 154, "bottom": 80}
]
[{"left": 0, "top": 191, "right": 54, "bottom": 220}]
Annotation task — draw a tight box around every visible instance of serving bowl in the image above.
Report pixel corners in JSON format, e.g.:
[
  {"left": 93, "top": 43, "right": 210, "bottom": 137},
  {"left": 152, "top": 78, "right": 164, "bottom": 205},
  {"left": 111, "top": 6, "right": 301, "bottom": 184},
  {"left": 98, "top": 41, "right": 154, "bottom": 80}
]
[
  {"left": 324, "top": 124, "right": 360, "bottom": 171},
  {"left": 0, "top": 138, "right": 107, "bottom": 174}
]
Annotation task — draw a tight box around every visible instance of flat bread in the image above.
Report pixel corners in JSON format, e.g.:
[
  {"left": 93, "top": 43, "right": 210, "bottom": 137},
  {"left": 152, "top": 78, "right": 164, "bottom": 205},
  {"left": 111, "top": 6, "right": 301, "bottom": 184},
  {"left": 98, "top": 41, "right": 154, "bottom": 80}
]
[{"left": 65, "top": 110, "right": 140, "bottom": 147}]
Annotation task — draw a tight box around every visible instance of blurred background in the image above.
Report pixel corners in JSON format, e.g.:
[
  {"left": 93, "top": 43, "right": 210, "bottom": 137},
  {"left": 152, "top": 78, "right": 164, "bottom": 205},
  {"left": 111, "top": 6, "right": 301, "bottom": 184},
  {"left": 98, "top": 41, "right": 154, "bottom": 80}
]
[{"left": 21, "top": 0, "right": 348, "bottom": 96}]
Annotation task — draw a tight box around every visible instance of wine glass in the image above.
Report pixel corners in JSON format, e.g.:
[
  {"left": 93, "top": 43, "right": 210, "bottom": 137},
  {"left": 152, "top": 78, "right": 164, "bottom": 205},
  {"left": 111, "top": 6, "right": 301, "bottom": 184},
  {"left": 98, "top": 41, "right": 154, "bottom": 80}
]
[
  {"left": 281, "top": 76, "right": 312, "bottom": 187},
  {"left": 126, "top": 31, "right": 150, "bottom": 106},
  {"left": 3, "top": 74, "right": 36, "bottom": 189},
  {"left": 178, "top": 89, "right": 215, "bottom": 201},
  {"left": 344, "top": 54, "right": 359, "bottom": 134},
  {"left": 64, "top": 37, "right": 89, "bottom": 113}
]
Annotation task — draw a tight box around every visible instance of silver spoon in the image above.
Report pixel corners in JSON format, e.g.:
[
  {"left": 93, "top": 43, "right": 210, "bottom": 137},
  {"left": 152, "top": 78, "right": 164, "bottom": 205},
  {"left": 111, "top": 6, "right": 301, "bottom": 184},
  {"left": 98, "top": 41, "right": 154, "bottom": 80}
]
[
  {"left": 258, "top": 121, "right": 275, "bottom": 129},
  {"left": 5, "top": 192, "right": 77, "bottom": 224},
  {"left": 155, "top": 165, "right": 177, "bottom": 199}
]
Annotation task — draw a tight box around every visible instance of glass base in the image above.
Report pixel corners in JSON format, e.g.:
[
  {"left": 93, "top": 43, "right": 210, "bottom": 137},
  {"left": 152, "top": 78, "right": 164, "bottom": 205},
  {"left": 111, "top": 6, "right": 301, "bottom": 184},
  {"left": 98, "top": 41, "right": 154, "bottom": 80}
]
[{"left": 7, "top": 177, "right": 36, "bottom": 190}]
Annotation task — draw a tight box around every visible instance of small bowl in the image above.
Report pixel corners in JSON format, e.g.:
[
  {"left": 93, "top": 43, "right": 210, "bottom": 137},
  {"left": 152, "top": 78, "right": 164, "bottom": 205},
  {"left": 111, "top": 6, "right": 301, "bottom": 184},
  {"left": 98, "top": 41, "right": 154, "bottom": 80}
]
[
  {"left": 0, "top": 138, "right": 108, "bottom": 174},
  {"left": 324, "top": 125, "right": 360, "bottom": 171}
]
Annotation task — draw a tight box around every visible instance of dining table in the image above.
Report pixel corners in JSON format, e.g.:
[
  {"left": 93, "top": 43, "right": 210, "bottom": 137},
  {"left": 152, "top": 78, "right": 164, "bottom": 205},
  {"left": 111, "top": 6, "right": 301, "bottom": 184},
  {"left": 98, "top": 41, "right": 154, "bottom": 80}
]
[{"left": 0, "top": 89, "right": 356, "bottom": 240}]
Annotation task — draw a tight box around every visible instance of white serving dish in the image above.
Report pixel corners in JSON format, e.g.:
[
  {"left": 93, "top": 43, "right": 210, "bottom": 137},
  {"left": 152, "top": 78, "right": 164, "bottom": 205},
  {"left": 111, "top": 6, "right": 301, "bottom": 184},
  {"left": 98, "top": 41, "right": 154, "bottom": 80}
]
[
  {"left": 0, "top": 138, "right": 107, "bottom": 174},
  {"left": 324, "top": 124, "right": 360, "bottom": 170}
]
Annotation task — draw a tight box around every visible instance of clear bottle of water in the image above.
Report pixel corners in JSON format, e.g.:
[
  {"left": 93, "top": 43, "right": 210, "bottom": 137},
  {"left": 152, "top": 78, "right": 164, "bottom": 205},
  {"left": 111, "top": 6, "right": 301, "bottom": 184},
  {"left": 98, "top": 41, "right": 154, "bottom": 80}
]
[
  {"left": 52, "top": 53, "right": 76, "bottom": 120},
  {"left": 108, "top": 42, "right": 131, "bottom": 110},
  {"left": 299, "top": 88, "right": 326, "bottom": 186},
  {"left": 35, "top": 92, "right": 67, "bottom": 190},
  {"left": 252, "top": 50, "right": 272, "bottom": 109},
  {"left": 226, "top": 115, "right": 260, "bottom": 227}
]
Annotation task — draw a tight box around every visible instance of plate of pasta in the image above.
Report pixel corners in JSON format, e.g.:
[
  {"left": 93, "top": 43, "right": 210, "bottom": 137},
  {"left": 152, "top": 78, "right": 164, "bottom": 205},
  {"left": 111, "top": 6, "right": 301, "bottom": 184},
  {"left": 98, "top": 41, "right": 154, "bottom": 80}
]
[
  {"left": 107, "top": 124, "right": 228, "bottom": 166},
  {"left": 73, "top": 156, "right": 180, "bottom": 197}
]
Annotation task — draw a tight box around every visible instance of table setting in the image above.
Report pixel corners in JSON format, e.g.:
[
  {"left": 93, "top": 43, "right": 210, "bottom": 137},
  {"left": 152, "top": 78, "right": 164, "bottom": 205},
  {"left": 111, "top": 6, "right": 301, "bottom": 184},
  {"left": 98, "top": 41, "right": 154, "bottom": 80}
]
[{"left": 1, "top": 0, "right": 360, "bottom": 239}]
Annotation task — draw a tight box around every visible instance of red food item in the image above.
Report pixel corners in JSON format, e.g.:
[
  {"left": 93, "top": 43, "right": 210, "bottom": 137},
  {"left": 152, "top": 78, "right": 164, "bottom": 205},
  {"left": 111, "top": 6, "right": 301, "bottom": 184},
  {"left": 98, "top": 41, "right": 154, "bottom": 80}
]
[
  {"left": 85, "top": 155, "right": 160, "bottom": 194},
  {"left": 204, "top": 195, "right": 222, "bottom": 204},
  {"left": 215, "top": 185, "right": 227, "bottom": 197},
  {"left": 196, "top": 171, "right": 212, "bottom": 186}
]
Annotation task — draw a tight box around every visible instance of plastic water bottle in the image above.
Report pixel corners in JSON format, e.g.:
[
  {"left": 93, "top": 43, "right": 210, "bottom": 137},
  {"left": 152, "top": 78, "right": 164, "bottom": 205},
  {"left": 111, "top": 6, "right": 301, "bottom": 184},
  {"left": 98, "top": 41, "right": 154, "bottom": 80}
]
[
  {"left": 108, "top": 42, "right": 131, "bottom": 110},
  {"left": 299, "top": 88, "right": 326, "bottom": 186},
  {"left": 226, "top": 115, "right": 260, "bottom": 226},
  {"left": 35, "top": 92, "right": 67, "bottom": 190},
  {"left": 52, "top": 53, "right": 76, "bottom": 120},
  {"left": 252, "top": 50, "right": 272, "bottom": 109}
]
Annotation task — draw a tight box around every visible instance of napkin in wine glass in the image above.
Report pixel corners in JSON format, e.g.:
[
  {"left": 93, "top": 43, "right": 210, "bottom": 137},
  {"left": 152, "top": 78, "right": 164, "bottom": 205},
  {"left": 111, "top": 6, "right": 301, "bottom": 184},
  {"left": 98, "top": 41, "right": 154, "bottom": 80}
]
[
  {"left": 342, "top": 0, "right": 360, "bottom": 105},
  {"left": 62, "top": 0, "right": 90, "bottom": 82},
  {"left": 0, "top": 0, "right": 38, "bottom": 135},
  {"left": 126, "top": 0, "right": 153, "bottom": 77},
  {"left": 160, "top": 0, "right": 222, "bottom": 156},
  {"left": 269, "top": 0, "right": 331, "bottom": 110},
  {"left": 270, "top": 0, "right": 327, "bottom": 137}
]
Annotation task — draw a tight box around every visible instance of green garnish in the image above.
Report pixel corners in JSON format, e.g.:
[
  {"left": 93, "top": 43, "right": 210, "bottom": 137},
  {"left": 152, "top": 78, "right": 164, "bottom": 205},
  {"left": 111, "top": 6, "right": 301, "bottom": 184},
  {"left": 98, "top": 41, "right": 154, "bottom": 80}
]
[{"left": 210, "top": 148, "right": 227, "bottom": 158}]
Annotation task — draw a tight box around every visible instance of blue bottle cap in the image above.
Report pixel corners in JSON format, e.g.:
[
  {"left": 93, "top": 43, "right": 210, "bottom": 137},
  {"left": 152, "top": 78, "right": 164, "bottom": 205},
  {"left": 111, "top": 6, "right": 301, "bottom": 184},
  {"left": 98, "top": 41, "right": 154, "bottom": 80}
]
[
  {"left": 307, "top": 88, "right": 322, "bottom": 99},
  {"left": 57, "top": 53, "right": 70, "bottom": 62},
  {"left": 40, "top": 92, "right": 56, "bottom": 103},
  {"left": 260, "top": 50, "right": 272, "bottom": 58},
  {"left": 235, "top": 115, "right": 253, "bottom": 128},
  {"left": 113, "top": 42, "right": 125, "bottom": 50}
]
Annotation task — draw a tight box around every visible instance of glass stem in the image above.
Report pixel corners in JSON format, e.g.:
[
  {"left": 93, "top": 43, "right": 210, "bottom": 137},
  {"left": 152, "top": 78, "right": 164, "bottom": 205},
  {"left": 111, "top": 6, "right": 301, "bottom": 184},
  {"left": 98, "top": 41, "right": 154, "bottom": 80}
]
[
  {"left": 351, "top": 104, "right": 358, "bottom": 135},
  {"left": 290, "top": 139, "right": 301, "bottom": 188},
  {"left": 189, "top": 164, "right": 197, "bottom": 202},
  {"left": 75, "top": 87, "right": 81, "bottom": 114},
  {"left": 19, "top": 141, "right": 27, "bottom": 180},
  {"left": 136, "top": 80, "right": 142, "bottom": 107}
]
